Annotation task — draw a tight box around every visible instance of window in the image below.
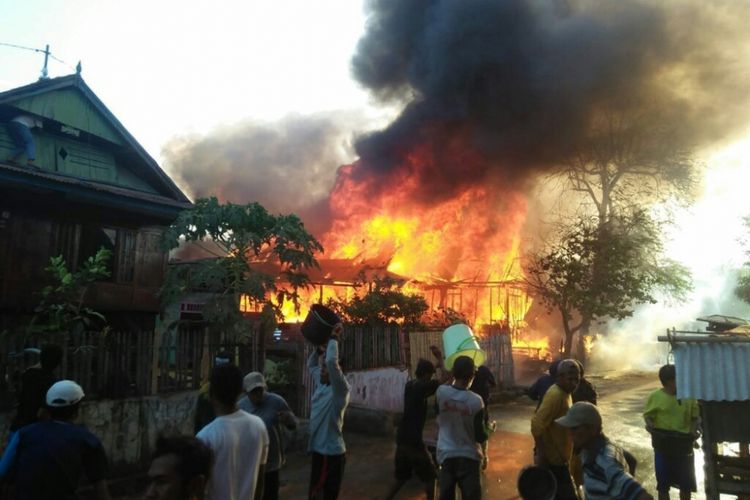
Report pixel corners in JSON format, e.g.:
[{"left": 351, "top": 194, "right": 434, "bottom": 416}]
[{"left": 77, "top": 225, "right": 136, "bottom": 283}]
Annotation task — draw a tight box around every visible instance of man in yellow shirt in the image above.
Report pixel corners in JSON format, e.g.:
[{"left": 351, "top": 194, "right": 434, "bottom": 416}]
[
  {"left": 643, "top": 364, "right": 700, "bottom": 500},
  {"left": 531, "top": 359, "right": 581, "bottom": 500}
]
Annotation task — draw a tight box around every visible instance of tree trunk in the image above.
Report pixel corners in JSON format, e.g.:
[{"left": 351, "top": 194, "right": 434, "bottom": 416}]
[{"left": 561, "top": 310, "right": 574, "bottom": 358}]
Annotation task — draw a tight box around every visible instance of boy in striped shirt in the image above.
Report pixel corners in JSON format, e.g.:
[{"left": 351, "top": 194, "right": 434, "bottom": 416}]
[{"left": 556, "top": 402, "right": 653, "bottom": 500}]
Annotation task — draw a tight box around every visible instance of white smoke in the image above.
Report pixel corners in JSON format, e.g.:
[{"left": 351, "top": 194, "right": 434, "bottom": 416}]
[{"left": 589, "top": 136, "right": 750, "bottom": 372}]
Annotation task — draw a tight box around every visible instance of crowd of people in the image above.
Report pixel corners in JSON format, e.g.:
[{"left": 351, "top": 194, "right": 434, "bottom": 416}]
[{"left": 0, "top": 337, "right": 701, "bottom": 500}]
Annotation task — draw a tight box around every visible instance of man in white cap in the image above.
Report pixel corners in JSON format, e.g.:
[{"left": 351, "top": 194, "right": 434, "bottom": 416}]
[
  {"left": 556, "top": 402, "right": 653, "bottom": 500},
  {"left": 0, "top": 380, "right": 111, "bottom": 499},
  {"left": 238, "top": 372, "right": 297, "bottom": 500}
]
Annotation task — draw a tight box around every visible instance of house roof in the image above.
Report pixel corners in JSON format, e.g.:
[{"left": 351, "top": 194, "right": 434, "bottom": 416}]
[
  {"left": 0, "top": 74, "right": 190, "bottom": 204},
  {"left": 662, "top": 330, "right": 750, "bottom": 402},
  {"left": 0, "top": 161, "right": 191, "bottom": 220}
]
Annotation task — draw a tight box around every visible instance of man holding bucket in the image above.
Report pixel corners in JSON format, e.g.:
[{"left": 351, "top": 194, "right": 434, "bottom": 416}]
[
  {"left": 304, "top": 306, "right": 350, "bottom": 500},
  {"left": 530, "top": 359, "right": 581, "bottom": 500}
]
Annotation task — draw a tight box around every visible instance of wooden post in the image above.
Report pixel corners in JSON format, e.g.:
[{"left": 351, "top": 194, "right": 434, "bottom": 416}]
[
  {"left": 701, "top": 403, "right": 720, "bottom": 499},
  {"left": 489, "top": 287, "right": 494, "bottom": 324}
]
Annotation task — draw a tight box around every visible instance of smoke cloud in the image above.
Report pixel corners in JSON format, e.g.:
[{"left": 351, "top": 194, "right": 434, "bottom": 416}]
[
  {"left": 162, "top": 112, "right": 360, "bottom": 219},
  {"left": 350, "top": 0, "right": 750, "bottom": 202}
]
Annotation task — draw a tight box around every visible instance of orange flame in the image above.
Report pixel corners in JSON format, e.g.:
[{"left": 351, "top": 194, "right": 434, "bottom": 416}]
[{"left": 275, "top": 154, "right": 534, "bottom": 328}]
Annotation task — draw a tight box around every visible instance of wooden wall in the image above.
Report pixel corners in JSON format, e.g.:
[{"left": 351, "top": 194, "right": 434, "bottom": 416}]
[{"left": 0, "top": 208, "right": 167, "bottom": 313}]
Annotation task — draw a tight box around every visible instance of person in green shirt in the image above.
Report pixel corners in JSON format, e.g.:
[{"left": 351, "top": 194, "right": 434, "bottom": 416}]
[{"left": 643, "top": 365, "right": 700, "bottom": 500}]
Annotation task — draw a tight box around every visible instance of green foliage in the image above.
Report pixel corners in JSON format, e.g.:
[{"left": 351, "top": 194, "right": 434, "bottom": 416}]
[
  {"left": 29, "top": 248, "right": 111, "bottom": 336},
  {"left": 264, "top": 358, "right": 293, "bottom": 386},
  {"left": 161, "top": 197, "right": 323, "bottom": 330},
  {"left": 419, "top": 307, "right": 470, "bottom": 329},
  {"left": 735, "top": 216, "right": 750, "bottom": 304},
  {"left": 326, "top": 276, "right": 429, "bottom": 328},
  {"left": 526, "top": 209, "right": 691, "bottom": 343}
]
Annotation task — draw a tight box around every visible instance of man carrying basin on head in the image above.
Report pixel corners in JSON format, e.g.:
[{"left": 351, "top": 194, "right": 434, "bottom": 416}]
[{"left": 307, "top": 317, "right": 350, "bottom": 500}]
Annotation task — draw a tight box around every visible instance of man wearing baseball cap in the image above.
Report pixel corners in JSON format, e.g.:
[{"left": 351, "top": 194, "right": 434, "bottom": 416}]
[
  {"left": 238, "top": 372, "right": 298, "bottom": 500},
  {"left": 556, "top": 402, "right": 653, "bottom": 500},
  {"left": 1, "top": 380, "right": 111, "bottom": 499},
  {"left": 530, "top": 359, "right": 580, "bottom": 500}
]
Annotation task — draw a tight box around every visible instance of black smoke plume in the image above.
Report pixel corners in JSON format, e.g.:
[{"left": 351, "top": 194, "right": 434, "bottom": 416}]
[{"left": 350, "top": 0, "right": 750, "bottom": 201}]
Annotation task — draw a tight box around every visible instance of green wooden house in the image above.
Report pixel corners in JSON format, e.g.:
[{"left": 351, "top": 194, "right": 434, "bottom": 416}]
[{"left": 0, "top": 74, "right": 192, "bottom": 333}]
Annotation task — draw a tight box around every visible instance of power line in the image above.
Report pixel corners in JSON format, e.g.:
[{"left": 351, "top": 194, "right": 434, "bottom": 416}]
[
  {"left": 0, "top": 41, "right": 42, "bottom": 53},
  {"left": 0, "top": 41, "right": 77, "bottom": 73}
]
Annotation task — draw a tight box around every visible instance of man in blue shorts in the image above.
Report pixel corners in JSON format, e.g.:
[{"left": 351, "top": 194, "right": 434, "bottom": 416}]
[{"left": 643, "top": 365, "right": 699, "bottom": 500}]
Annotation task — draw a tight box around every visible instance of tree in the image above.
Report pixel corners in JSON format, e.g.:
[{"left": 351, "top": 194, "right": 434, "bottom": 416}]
[
  {"left": 534, "top": 106, "right": 697, "bottom": 355},
  {"left": 526, "top": 209, "right": 691, "bottom": 356},
  {"left": 161, "top": 197, "right": 323, "bottom": 335},
  {"left": 29, "top": 248, "right": 112, "bottom": 337},
  {"left": 734, "top": 216, "right": 750, "bottom": 304},
  {"left": 325, "top": 275, "right": 429, "bottom": 328},
  {"left": 562, "top": 107, "right": 698, "bottom": 224}
]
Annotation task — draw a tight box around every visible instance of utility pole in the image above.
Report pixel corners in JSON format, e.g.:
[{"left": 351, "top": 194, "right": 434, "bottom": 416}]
[{"left": 40, "top": 44, "right": 50, "bottom": 80}]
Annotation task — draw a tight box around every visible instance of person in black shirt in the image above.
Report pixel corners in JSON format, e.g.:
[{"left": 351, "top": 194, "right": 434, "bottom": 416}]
[
  {"left": 470, "top": 365, "right": 496, "bottom": 470},
  {"left": 386, "top": 346, "right": 444, "bottom": 500},
  {"left": 3, "top": 380, "right": 111, "bottom": 500},
  {"left": 9, "top": 344, "right": 63, "bottom": 433},
  {"left": 572, "top": 360, "right": 598, "bottom": 405}
]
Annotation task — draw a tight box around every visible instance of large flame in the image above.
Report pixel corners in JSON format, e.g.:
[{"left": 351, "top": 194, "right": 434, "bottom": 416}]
[{"left": 273, "top": 152, "right": 534, "bottom": 329}]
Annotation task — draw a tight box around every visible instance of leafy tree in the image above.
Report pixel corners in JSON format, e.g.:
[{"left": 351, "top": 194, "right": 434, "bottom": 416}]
[
  {"left": 28, "top": 248, "right": 112, "bottom": 337},
  {"left": 326, "top": 276, "right": 429, "bottom": 328},
  {"left": 561, "top": 107, "right": 698, "bottom": 223},
  {"left": 533, "top": 106, "right": 697, "bottom": 355},
  {"left": 526, "top": 209, "right": 691, "bottom": 356},
  {"left": 734, "top": 216, "right": 750, "bottom": 304},
  {"left": 161, "top": 197, "right": 323, "bottom": 335}
]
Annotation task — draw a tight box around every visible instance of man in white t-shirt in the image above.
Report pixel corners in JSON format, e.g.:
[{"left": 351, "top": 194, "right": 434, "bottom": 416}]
[
  {"left": 436, "top": 356, "right": 488, "bottom": 500},
  {"left": 197, "top": 364, "right": 269, "bottom": 500}
]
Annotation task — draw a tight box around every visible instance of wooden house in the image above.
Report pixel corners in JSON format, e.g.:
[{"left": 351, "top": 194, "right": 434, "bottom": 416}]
[{"left": 0, "top": 74, "right": 191, "bottom": 333}]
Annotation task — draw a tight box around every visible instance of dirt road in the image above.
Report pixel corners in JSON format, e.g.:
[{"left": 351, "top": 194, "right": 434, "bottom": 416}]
[
  {"left": 115, "top": 371, "right": 706, "bottom": 499},
  {"left": 279, "top": 371, "right": 709, "bottom": 499}
]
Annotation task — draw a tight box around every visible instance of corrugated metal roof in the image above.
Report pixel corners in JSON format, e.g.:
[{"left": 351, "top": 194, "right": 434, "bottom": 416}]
[{"left": 673, "top": 341, "right": 750, "bottom": 401}]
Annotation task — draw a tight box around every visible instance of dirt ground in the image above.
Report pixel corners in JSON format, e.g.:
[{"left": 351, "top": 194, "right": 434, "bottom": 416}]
[
  {"left": 117, "top": 370, "right": 713, "bottom": 499},
  {"left": 275, "top": 370, "right": 688, "bottom": 500}
]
